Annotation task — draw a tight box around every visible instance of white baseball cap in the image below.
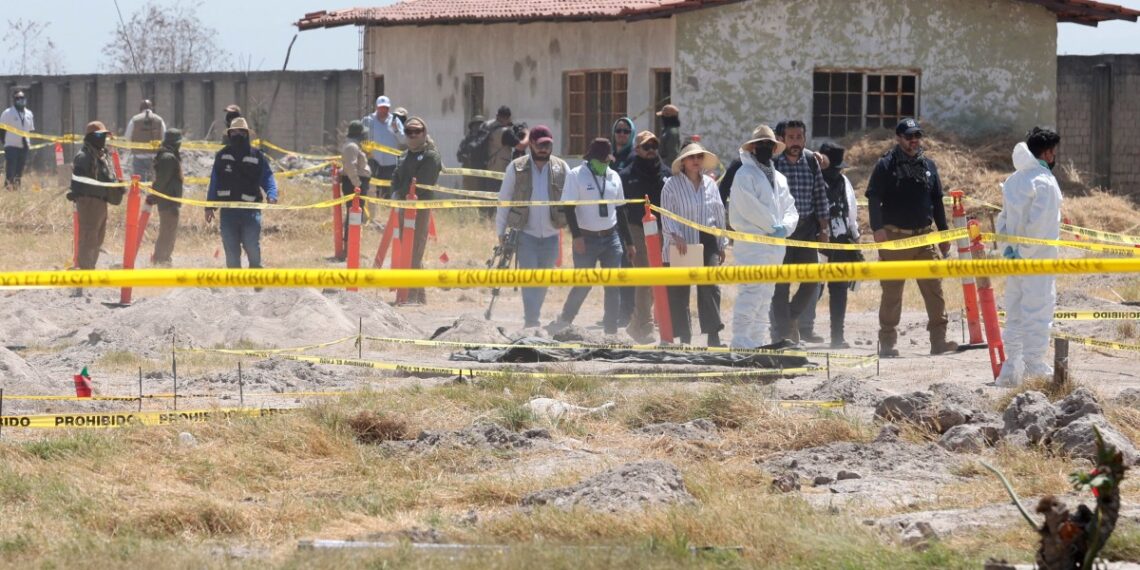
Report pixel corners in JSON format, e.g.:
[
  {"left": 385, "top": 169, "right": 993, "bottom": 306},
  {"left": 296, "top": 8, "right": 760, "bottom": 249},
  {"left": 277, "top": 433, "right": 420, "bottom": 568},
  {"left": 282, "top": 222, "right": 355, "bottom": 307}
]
[{"left": 375, "top": 95, "right": 391, "bottom": 108}]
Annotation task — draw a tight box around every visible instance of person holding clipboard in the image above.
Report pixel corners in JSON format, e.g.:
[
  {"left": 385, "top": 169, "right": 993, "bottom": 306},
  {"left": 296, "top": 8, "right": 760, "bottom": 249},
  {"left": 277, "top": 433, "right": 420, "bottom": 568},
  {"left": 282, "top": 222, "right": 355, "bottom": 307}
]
[{"left": 661, "top": 143, "right": 727, "bottom": 347}]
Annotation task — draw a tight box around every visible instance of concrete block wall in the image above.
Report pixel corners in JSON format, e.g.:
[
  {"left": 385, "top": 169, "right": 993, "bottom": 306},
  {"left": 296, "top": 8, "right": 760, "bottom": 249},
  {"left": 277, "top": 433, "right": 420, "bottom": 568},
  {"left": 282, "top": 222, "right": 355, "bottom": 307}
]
[
  {"left": 1057, "top": 55, "right": 1140, "bottom": 197},
  {"left": 3, "top": 70, "right": 362, "bottom": 168}
]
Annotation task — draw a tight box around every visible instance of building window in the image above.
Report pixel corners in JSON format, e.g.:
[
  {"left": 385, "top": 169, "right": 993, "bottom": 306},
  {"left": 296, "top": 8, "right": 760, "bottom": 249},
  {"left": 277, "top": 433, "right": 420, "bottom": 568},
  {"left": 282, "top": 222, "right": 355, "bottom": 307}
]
[
  {"left": 173, "top": 80, "right": 185, "bottom": 129},
  {"left": 565, "top": 70, "right": 628, "bottom": 156},
  {"left": 812, "top": 70, "right": 920, "bottom": 137},
  {"left": 653, "top": 69, "right": 671, "bottom": 135},
  {"left": 115, "top": 81, "right": 127, "bottom": 134},
  {"left": 464, "top": 74, "right": 484, "bottom": 122},
  {"left": 201, "top": 80, "right": 215, "bottom": 138}
]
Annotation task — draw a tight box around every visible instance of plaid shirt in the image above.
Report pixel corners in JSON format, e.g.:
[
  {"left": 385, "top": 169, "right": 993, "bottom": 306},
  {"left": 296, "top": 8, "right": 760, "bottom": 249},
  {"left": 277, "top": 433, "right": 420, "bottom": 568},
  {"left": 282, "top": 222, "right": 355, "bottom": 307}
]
[{"left": 774, "top": 151, "right": 829, "bottom": 222}]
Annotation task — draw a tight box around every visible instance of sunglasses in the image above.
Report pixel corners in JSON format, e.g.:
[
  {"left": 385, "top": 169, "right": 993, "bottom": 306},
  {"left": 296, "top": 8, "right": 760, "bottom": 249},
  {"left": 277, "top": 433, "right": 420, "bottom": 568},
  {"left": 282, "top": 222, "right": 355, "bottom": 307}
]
[
  {"left": 614, "top": 129, "right": 632, "bottom": 135},
  {"left": 903, "top": 132, "right": 923, "bottom": 141},
  {"left": 640, "top": 143, "right": 659, "bottom": 151},
  {"left": 405, "top": 128, "right": 425, "bottom": 135},
  {"left": 534, "top": 142, "right": 553, "bottom": 150}
]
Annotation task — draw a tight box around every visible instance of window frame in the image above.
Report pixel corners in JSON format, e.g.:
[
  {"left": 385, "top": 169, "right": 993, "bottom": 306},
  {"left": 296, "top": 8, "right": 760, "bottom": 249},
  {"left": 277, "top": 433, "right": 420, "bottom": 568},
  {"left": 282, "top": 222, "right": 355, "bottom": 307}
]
[
  {"left": 811, "top": 68, "right": 922, "bottom": 138},
  {"left": 563, "top": 69, "right": 628, "bottom": 156}
]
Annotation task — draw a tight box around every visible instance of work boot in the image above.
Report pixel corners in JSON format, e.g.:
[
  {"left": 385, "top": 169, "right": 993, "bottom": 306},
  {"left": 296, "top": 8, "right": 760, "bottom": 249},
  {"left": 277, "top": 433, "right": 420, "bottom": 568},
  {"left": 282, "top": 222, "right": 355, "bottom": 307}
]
[
  {"left": 878, "top": 343, "right": 899, "bottom": 358},
  {"left": 830, "top": 338, "right": 851, "bottom": 349},
  {"left": 930, "top": 339, "right": 959, "bottom": 355},
  {"left": 800, "top": 331, "right": 825, "bottom": 344},
  {"left": 1025, "top": 360, "right": 1054, "bottom": 377},
  {"left": 707, "top": 332, "right": 723, "bottom": 348}
]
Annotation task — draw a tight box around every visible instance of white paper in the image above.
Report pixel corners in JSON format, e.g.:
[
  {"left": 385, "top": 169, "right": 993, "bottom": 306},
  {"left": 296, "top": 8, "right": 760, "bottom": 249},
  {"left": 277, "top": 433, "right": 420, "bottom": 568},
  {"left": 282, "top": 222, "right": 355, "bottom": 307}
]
[{"left": 669, "top": 243, "right": 705, "bottom": 268}]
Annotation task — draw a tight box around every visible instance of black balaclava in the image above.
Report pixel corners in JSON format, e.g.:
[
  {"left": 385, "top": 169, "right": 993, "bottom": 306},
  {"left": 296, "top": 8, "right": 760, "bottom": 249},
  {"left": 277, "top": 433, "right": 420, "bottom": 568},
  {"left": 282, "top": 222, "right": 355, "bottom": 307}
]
[
  {"left": 752, "top": 140, "right": 776, "bottom": 165},
  {"left": 662, "top": 115, "right": 680, "bottom": 129},
  {"left": 85, "top": 131, "right": 107, "bottom": 151}
]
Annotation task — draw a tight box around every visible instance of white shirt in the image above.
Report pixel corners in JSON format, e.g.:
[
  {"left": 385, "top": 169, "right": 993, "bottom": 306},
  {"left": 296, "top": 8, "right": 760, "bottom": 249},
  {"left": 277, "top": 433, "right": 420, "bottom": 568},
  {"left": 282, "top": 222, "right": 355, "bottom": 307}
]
[
  {"left": 562, "top": 164, "right": 623, "bottom": 232},
  {"left": 362, "top": 111, "right": 405, "bottom": 167},
  {"left": 660, "top": 173, "right": 727, "bottom": 263},
  {"left": 495, "top": 159, "right": 560, "bottom": 239},
  {"left": 0, "top": 106, "right": 33, "bottom": 148}
]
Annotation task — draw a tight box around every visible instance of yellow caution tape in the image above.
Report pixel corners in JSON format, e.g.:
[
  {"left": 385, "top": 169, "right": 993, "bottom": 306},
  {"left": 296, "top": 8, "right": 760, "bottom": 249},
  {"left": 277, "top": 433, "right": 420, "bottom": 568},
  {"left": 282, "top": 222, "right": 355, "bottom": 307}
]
[
  {"left": 441, "top": 166, "right": 505, "bottom": 180},
  {"left": 1, "top": 395, "right": 143, "bottom": 401},
  {"left": 0, "top": 407, "right": 289, "bottom": 429},
  {"left": 998, "top": 310, "right": 1140, "bottom": 321},
  {"left": 361, "top": 335, "right": 873, "bottom": 361},
  {"left": 1052, "top": 331, "right": 1140, "bottom": 353},
  {"left": 175, "top": 335, "right": 358, "bottom": 355},
  {"left": 277, "top": 353, "right": 813, "bottom": 379},
  {"left": 424, "top": 185, "right": 498, "bottom": 200},
  {"left": 258, "top": 140, "right": 338, "bottom": 161},
  {"left": 6, "top": 258, "right": 1140, "bottom": 290},
  {"left": 652, "top": 205, "right": 968, "bottom": 251},
  {"left": 140, "top": 185, "right": 354, "bottom": 211},
  {"left": 358, "top": 195, "right": 642, "bottom": 210},
  {"left": 1061, "top": 223, "right": 1140, "bottom": 247},
  {"left": 360, "top": 141, "right": 403, "bottom": 157}
]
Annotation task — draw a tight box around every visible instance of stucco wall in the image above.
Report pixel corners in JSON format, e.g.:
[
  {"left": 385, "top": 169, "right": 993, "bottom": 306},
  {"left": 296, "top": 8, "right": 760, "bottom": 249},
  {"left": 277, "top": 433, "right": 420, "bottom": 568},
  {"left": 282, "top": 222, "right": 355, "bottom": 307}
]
[
  {"left": 365, "top": 18, "right": 675, "bottom": 161},
  {"left": 672, "top": 0, "right": 1058, "bottom": 158}
]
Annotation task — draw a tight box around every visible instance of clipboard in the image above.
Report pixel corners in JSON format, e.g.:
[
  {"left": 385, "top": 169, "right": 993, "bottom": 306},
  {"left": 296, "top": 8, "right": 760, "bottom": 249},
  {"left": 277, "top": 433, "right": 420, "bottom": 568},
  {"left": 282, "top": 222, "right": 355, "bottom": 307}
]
[{"left": 669, "top": 243, "right": 705, "bottom": 268}]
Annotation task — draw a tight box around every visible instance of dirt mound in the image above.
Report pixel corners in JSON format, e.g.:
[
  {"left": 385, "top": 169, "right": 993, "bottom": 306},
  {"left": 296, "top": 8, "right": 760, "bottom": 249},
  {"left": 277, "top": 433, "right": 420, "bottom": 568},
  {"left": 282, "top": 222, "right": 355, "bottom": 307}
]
[
  {"left": 802, "top": 375, "right": 890, "bottom": 407},
  {"left": 521, "top": 461, "right": 695, "bottom": 512},
  {"left": 384, "top": 423, "right": 551, "bottom": 454},
  {"left": 0, "top": 347, "right": 53, "bottom": 396},
  {"left": 183, "top": 357, "right": 349, "bottom": 393},
  {"left": 0, "top": 289, "right": 112, "bottom": 347},
  {"left": 430, "top": 317, "right": 511, "bottom": 344},
  {"left": 759, "top": 425, "right": 964, "bottom": 506},
  {"left": 635, "top": 419, "right": 720, "bottom": 442}
]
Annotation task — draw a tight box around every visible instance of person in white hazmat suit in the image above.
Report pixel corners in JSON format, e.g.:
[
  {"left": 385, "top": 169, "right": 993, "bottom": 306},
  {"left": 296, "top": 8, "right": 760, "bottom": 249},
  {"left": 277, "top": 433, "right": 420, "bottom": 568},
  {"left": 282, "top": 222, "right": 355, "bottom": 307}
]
[
  {"left": 995, "top": 128, "right": 1063, "bottom": 387},
  {"left": 729, "top": 125, "right": 799, "bottom": 349}
]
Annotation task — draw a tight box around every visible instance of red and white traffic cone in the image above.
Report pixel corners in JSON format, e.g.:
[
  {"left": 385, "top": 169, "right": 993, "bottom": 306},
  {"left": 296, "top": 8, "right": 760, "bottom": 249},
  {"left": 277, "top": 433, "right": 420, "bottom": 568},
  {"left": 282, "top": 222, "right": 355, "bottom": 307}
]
[
  {"left": 642, "top": 198, "right": 673, "bottom": 344},
  {"left": 950, "top": 190, "right": 984, "bottom": 350},
  {"left": 396, "top": 179, "right": 419, "bottom": 305},
  {"left": 968, "top": 219, "right": 1007, "bottom": 379},
  {"left": 331, "top": 164, "right": 345, "bottom": 260},
  {"left": 119, "top": 176, "right": 141, "bottom": 306},
  {"left": 346, "top": 187, "right": 363, "bottom": 292}
]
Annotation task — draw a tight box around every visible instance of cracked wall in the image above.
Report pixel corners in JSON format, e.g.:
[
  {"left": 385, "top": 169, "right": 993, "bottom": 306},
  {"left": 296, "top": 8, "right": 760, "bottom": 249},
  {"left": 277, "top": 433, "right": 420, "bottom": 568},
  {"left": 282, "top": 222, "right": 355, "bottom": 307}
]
[{"left": 673, "top": 0, "right": 1057, "bottom": 159}]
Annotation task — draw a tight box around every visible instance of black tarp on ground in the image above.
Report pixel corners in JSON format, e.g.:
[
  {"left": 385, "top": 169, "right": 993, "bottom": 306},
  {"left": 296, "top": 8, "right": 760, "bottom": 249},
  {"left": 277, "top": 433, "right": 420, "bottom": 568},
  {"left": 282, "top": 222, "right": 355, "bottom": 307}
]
[{"left": 449, "top": 337, "right": 810, "bottom": 369}]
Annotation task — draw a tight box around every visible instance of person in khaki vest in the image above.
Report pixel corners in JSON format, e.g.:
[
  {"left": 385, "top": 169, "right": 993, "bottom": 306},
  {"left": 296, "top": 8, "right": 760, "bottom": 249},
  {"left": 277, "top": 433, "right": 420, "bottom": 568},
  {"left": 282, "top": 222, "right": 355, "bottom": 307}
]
[
  {"left": 124, "top": 100, "right": 166, "bottom": 182},
  {"left": 494, "top": 125, "right": 568, "bottom": 329}
]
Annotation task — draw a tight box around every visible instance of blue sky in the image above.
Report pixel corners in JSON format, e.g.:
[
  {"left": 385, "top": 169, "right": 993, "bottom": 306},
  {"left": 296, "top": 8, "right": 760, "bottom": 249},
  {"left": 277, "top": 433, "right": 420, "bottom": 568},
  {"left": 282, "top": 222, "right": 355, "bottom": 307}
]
[{"left": 6, "top": 0, "right": 1140, "bottom": 74}]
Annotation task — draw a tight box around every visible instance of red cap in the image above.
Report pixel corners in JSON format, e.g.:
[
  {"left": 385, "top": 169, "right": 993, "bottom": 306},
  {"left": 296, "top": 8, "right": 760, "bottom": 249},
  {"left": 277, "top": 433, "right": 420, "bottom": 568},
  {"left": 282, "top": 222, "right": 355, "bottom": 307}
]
[{"left": 530, "top": 124, "right": 554, "bottom": 144}]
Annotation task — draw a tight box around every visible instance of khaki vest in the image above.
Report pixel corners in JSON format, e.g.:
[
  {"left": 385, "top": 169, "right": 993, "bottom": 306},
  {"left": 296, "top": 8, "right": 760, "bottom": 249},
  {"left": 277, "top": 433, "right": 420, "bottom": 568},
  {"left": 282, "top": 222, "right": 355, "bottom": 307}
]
[
  {"left": 506, "top": 155, "right": 568, "bottom": 230},
  {"left": 130, "top": 110, "right": 163, "bottom": 143}
]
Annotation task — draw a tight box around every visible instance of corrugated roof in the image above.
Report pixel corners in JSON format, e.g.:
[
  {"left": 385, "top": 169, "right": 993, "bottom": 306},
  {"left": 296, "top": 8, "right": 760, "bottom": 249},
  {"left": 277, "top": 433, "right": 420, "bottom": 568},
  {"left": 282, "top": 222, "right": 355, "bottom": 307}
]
[
  {"left": 297, "top": 0, "right": 1140, "bottom": 29},
  {"left": 297, "top": 0, "right": 744, "bottom": 29}
]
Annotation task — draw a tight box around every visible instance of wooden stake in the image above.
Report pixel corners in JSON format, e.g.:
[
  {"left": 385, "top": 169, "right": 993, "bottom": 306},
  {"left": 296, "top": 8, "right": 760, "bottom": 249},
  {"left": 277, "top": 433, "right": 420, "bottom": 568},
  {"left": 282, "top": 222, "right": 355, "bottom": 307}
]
[{"left": 1054, "top": 338, "right": 1070, "bottom": 390}]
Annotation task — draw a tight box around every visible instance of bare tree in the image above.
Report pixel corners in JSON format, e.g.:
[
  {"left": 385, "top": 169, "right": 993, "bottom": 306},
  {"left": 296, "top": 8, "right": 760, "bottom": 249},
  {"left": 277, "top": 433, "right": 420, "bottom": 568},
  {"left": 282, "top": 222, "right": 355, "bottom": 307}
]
[
  {"left": 2, "top": 19, "right": 64, "bottom": 75},
  {"left": 103, "top": 0, "right": 231, "bottom": 73}
]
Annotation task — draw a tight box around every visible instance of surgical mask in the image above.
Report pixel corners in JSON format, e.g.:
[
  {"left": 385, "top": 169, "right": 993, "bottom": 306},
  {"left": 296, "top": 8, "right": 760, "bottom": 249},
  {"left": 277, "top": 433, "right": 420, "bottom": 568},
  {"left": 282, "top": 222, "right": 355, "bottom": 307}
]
[
  {"left": 14, "top": 98, "right": 25, "bottom": 110},
  {"left": 588, "top": 159, "right": 608, "bottom": 176}
]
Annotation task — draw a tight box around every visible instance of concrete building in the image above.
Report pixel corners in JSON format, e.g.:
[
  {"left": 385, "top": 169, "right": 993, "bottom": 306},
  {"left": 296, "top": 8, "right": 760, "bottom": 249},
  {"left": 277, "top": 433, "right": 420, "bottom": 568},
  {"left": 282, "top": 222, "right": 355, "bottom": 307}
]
[
  {"left": 298, "top": 0, "right": 1138, "bottom": 163},
  {"left": 3, "top": 70, "right": 362, "bottom": 167},
  {"left": 1058, "top": 54, "right": 1140, "bottom": 197}
]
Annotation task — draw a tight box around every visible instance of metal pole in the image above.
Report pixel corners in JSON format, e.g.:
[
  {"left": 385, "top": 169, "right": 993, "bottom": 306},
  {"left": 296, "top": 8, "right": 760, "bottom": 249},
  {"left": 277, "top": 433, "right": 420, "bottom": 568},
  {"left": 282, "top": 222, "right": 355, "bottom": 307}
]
[
  {"left": 875, "top": 342, "right": 881, "bottom": 376},
  {"left": 239, "top": 361, "right": 245, "bottom": 408},
  {"left": 358, "top": 317, "right": 363, "bottom": 359},
  {"left": 171, "top": 327, "right": 177, "bottom": 410},
  {"left": 826, "top": 353, "right": 831, "bottom": 382},
  {"left": 1, "top": 388, "right": 4, "bottom": 440},
  {"left": 138, "top": 366, "right": 143, "bottom": 412},
  {"left": 173, "top": 364, "right": 178, "bottom": 411}
]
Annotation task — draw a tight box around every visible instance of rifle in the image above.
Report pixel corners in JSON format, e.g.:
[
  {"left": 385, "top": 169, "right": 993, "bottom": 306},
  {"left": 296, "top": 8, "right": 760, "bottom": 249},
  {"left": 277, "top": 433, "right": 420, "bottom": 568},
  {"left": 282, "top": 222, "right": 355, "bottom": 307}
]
[{"left": 484, "top": 228, "right": 520, "bottom": 320}]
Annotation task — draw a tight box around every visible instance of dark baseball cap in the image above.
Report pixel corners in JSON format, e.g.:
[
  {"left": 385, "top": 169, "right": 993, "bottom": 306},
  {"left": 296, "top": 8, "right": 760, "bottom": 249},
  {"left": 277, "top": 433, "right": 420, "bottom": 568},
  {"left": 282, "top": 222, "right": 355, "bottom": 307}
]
[
  {"left": 530, "top": 124, "right": 554, "bottom": 145},
  {"left": 896, "top": 118, "right": 922, "bottom": 136}
]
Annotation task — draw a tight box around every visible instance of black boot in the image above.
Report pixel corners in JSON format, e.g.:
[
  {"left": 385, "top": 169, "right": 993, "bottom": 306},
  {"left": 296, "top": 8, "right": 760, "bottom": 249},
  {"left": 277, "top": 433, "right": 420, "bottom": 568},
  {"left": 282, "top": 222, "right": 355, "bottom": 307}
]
[{"left": 707, "top": 332, "right": 723, "bottom": 348}]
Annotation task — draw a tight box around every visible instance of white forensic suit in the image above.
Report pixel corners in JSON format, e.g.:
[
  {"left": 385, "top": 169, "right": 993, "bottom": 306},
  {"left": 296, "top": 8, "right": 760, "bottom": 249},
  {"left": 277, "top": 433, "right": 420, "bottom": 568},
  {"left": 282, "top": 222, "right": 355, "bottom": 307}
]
[
  {"left": 994, "top": 142, "right": 1063, "bottom": 386},
  {"left": 729, "top": 150, "right": 799, "bottom": 348}
]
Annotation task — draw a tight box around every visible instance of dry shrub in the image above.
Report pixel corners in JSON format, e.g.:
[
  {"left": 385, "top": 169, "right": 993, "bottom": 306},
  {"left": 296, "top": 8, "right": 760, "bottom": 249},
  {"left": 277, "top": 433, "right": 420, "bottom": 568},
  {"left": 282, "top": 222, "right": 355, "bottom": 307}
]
[
  {"left": 993, "top": 375, "right": 1080, "bottom": 412},
  {"left": 124, "top": 501, "right": 248, "bottom": 539},
  {"left": 347, "top": 410, "right": 410, "bottom": 444},
  {"left": 624, "top": 393, "right": 694, "bottom": 428}
]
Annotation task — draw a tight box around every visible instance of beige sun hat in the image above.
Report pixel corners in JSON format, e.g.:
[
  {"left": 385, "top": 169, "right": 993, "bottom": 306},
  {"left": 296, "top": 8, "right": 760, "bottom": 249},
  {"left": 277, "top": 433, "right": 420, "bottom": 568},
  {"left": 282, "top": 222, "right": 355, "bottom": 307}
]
[
  {"left": 670, "top": 142, "right": 720, "bottom": 175},
  {"left": 741, "top": 124, "right": 786, "bottom": 155}
]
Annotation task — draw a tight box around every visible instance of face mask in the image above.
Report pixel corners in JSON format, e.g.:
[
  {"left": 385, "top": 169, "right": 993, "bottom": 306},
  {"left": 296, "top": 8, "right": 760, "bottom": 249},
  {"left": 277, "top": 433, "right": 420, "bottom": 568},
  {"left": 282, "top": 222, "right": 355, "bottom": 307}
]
[
  {"left": 87, "top": 132, "right": 107, "bottom": 150},
  {"left": 588, "top": 159, "right": 608, "bottom": 176},
  {"left": 229, "top": 133, "right": 248, "bottom": 145},
  {"left": 1047, "top": 161, "right": 1056, "bottom": 171},
  {"left": 752, "top": 144, "right": 774, "bottom": 165},
  {"left": 14, "top": 98, "right": 25, "bottom": 109}
]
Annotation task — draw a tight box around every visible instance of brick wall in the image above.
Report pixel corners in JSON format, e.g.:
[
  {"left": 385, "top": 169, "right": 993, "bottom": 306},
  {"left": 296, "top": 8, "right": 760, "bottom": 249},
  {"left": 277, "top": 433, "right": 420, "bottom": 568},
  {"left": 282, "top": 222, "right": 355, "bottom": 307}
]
[
  {"left": 1058, "top": 55, "right": 1140, "bottom": 198},
  {"left": 2, "top": 70, "right": 363, "bottom": 168}
]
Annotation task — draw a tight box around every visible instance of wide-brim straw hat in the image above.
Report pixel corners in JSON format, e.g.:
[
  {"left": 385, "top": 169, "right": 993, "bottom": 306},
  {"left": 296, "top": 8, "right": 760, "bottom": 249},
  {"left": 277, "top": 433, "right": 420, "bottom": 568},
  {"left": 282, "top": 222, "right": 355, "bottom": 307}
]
[
  {"left": 670, "top": 143, "right": 720, "bottom": 175},
  {"left": 227, "top": 117, "right": 251, "bottom": 133},
  {"left": 741, "top": 124, "right": 786, "bottom": 155}
]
